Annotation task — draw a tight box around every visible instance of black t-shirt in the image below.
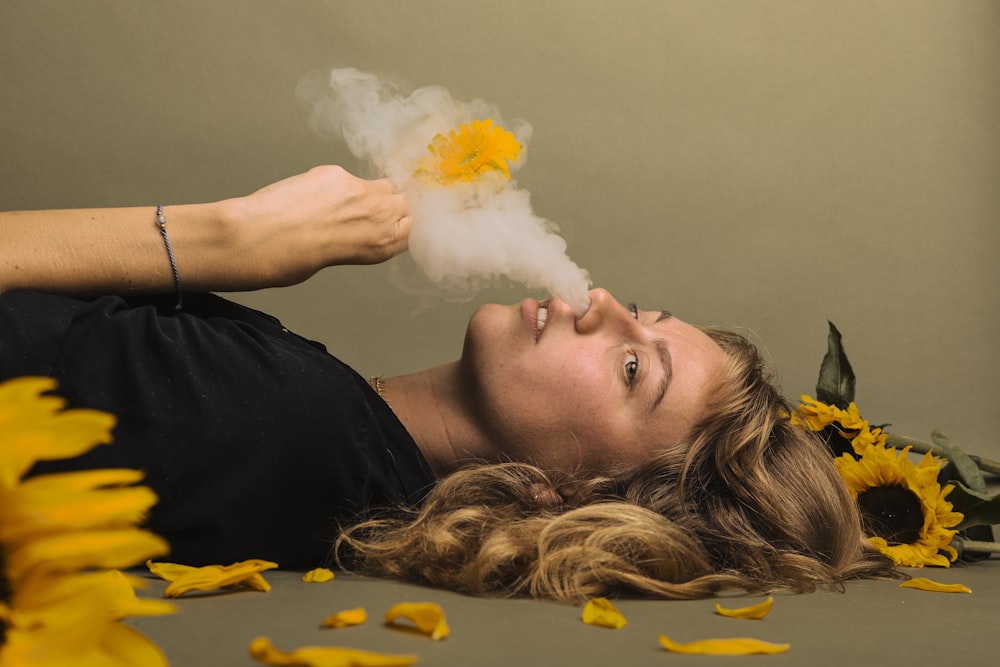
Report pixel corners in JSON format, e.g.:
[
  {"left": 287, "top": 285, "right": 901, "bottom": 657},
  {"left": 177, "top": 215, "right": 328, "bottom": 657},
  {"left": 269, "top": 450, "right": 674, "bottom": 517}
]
[{"left": 0, "top": 290, "right": 435, "bottom": 568}]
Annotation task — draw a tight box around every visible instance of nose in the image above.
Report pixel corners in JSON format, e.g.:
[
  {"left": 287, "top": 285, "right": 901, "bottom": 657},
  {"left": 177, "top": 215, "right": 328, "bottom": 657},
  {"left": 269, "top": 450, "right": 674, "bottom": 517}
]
[{"left": 573, "top": 288, "right": 633, "bottom": 335}]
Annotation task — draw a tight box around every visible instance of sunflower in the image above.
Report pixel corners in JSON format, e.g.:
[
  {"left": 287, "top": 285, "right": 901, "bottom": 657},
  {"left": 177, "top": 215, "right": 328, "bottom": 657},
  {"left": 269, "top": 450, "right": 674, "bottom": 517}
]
[
  {"left": 835, "top": 442, "right": 963, "bottom": 567},
  {"left": 793, "top": 395, "right": 886, "bottom": 458},
  {"left": 0, "top": 377, "right": 173, "bottom": 667},
  {"left": 415, "top": 118, "right": 521, "bottom": 185}
]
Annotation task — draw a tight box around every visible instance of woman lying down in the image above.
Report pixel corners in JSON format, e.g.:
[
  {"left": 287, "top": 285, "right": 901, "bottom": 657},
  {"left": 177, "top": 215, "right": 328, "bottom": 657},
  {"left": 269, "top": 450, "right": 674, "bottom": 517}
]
[{"left": 0, "top": 165, "right": 893, "bottom": 602}]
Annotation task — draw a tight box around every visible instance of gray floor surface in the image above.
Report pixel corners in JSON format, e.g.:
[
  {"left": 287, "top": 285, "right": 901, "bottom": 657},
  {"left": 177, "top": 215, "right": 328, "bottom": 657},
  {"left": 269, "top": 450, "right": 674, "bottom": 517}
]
[{"left": 128, "top": 558, "right": 998, "bottom": 666}]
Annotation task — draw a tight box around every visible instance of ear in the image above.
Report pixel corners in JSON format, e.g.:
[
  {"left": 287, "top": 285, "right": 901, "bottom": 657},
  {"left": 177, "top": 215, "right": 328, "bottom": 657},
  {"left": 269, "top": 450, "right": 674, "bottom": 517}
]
[{"left": 529, "top": 483, "right": 564, "bottom": 507}]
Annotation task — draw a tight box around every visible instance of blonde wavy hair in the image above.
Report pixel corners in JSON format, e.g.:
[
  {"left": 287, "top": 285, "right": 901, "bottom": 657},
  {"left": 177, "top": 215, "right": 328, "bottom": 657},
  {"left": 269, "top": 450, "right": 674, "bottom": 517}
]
[{"left": 336, "top": 327, "right": 894, "bottom": 602}]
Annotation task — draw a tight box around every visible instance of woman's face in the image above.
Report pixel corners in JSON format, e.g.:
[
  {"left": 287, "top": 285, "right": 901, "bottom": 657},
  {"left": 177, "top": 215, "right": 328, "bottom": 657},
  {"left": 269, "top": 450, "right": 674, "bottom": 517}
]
[{"left": 459, "top": 288, "right": 730, "bottom": 474}]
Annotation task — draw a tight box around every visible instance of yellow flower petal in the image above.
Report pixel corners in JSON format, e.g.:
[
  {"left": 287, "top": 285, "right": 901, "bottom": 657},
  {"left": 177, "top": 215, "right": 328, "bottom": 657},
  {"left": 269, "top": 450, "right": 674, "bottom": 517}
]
[
  {"left": 384, "top": 601, "right": 450, "bottom": 640},
  {"left": 302, "top": 567, "right": 336, "bottom": 583},
  {"left": 0, "top": 469, "right": 157, "bottom": 543},
  {"left": 900, "top": 577, "right": 972, "bottom": 594},
  {"left": 658, "top": 634, "right": 790, "bottom": 655},
  {"left": 145, "top": 560, "right": 197, "bottom": 581},
  {"left": 3, "top": 620, "right": 171, "bottom": 667},
  {"left": 7, "top": 529, "right": 169, "bottom": 582},
  {"left": 249, "top": 636, "right": 417, "bottom": 667},
  {"left": 147, "top": 559, "right": 279, "bottom": 598},
  {"left": 714, "top": 596, "right": 774, "bottom": 619},
  {"left": 581, "top": 597, "right": 627, "bottom": 629},
  {"left": 94, "top": 622, "right": 172, "bottom": 667},
  {"left": 0, "top": 377, "right": 116, "bottom": 486},
  {"left": 322, "top": 607, "right": 368, "bottom": 629}
]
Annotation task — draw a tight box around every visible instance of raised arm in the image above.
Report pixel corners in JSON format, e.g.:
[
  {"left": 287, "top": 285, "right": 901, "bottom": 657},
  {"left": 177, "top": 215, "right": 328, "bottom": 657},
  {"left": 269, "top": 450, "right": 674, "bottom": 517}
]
[{"left": 0, "top": 166, "right": 410, "bottom": 296}]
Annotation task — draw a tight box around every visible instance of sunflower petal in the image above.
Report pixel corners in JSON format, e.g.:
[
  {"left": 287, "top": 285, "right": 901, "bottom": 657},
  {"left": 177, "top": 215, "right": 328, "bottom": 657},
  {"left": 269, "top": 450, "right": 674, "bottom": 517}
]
[
  {"left": 146, "top": 560, "right": 197, "bottom": 581},
  {"left": 0, "top": 377, "right": 116, "bottom": 486},
  {"left": 581, "top": 597, "right": 627, "bottom": 628},
  {"left": 714, "top": 596, "right": 774, "bottom": 619},
  {"left": 151, "top": 559, "right": 279, "bottom": 598},
  {"left": 302, "top": 568, "right": 335, "bottom": 583},
  {"left": 384, "top": 601, "right": 450, "bottom": 640},
  {"left": 249, "top": 636, "right": 417, "bottom": 667},
  {"left": 658, "top": 634, "right": 790, "bottom": 655},
  {"left": 321, "top": 607, "right": 367, "bottom": 629},
  {"left": 7, "top": 530, "right": 169, "bottom": 581},
  {"left": 0, "top": 472, "right": 158, "bottom": 542},
  {"left": 899, "top": 577, "right": 972, "bottom": 594}
]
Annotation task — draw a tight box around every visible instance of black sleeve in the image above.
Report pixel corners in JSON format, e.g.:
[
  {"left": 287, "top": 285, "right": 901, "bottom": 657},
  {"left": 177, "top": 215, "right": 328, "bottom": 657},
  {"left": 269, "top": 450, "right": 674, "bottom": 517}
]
[{"left": 0, "top": 291, "right": 434, "bottom": 568}]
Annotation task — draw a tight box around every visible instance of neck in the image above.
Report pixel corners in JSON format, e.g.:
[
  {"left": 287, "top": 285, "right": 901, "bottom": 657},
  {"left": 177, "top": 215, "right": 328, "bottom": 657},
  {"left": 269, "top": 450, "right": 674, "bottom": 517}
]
[{"left": 375, "top": 362, "right": 494, "bottom": 477}]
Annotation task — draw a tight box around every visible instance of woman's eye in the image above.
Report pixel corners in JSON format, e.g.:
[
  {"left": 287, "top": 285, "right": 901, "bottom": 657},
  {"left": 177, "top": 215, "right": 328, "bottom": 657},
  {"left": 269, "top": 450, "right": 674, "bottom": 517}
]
[
  {"left": 624, "top": 353, "right": 639, "bottom": 387},
  {"left": 627, "top": 302, "right": 640, "bottom": 320}
]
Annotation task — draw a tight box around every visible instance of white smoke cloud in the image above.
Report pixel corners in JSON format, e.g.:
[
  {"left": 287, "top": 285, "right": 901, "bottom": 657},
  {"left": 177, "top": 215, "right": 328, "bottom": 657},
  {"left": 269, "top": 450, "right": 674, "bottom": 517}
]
[{"left": 296, "top": 67, "right": 591, "bottom": 314}]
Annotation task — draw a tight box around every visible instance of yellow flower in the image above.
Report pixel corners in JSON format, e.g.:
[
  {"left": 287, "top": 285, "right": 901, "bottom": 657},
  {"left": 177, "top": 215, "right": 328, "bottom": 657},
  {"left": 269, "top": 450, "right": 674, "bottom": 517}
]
[
  {"left": 581, "top": 597, "right": 627, "bottom": 629},
  {"left": 714, "top": 596, "right": 774, "bottom": 620},
  {"left": 302, "top": 568, "right": 335, "bottom": 583},
  {"left": 658, "top": 634, "right": 790, "bottom": 655},
  {"left": 836, "top": 443, "right": 963, "bottom": 567},
  {"left": 0, "top": 377, "right": 172, "bottom": 666},
  {"left": 415, "top": 119, "right": 521, "bottom": 185},
  {"left": 249, "top": 636, "right": 417, "bottom": 667},
  {"left": 384, "top": 601, "right": 449, "bottom": 640},
  {"left": 793, "top": 395, "right": 884, "bottom": 457},
  {"left": 147, "top": 559, "right": 279, "bottom": 598},
  {"left": 321, "top": 607, "right": 367, "bottom": 629},
  {"left": 900, "top": 577, "right": 972, "bottom": 594}
]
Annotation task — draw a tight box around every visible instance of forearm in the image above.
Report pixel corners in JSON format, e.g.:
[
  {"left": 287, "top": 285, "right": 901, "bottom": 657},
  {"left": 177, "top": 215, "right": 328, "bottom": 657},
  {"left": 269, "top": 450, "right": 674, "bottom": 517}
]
[
  {"left": 0, "top": 200, "right": 245, "bottom": 296},
  {"left": 0, "top": 166, "right": 410, "bottom": 297}
]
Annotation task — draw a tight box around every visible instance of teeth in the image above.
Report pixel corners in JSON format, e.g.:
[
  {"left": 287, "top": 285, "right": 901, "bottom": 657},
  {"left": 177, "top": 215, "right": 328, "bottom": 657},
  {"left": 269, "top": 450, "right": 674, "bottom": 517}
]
[{"left": 537, "top": 307, "right": 548, "bottom": 332}]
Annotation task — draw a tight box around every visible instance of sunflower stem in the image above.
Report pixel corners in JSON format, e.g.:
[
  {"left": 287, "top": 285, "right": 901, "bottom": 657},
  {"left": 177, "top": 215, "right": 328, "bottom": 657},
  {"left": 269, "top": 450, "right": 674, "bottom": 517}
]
[{"left": 957, "top": 539, "right": 1000, "bottom": 554}]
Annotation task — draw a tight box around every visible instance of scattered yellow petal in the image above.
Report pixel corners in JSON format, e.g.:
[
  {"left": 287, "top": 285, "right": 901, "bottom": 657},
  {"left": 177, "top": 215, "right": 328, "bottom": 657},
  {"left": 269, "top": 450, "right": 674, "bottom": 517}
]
[
  {"left": 659, "top": 634, "right": 790, "bottom": 655},
  {"left": 147, "top": 559, "right": 278, "bottom": 598},
  {"left": 900, "top": 577, "right": 972, "bottom": 594},
  {"left": 249, "top": 636, "right": 417, "bottom": 667},
  {"left": 322, "top": 607, "right": 368, "bottom": 629},
  {"left": 384, "top": 601, "right": 450, "bottom": 640},
  {"left": 303, "top": 568, "right": 336, "bottom": 583},
  {"left": 581, "top": 597, "right": 627, "bottom": 629},
  {"left": 146, "top": 560, "right": 197, "bottom": 581},
  {"left": 714, "top": 596, "right": 774, "bottom": 619}
]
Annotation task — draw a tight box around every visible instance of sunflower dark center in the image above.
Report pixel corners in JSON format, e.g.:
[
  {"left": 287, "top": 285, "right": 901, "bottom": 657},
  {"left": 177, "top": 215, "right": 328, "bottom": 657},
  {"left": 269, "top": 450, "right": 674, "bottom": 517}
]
[{"left": 857, "top": 485, "right": 924, "bottom": 545}]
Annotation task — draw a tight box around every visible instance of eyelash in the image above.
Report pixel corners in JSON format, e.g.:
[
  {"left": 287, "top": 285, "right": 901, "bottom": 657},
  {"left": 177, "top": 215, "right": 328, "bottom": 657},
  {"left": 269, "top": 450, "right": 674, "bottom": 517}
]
[{"left": 624, "top": 302, "right": 640, "bottom": 387}]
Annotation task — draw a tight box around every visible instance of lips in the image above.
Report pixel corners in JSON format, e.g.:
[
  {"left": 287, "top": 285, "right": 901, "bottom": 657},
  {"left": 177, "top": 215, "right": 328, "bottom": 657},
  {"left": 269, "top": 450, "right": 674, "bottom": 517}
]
[{"left": 521, "top": 298, "right": 551, "bottom": 343}]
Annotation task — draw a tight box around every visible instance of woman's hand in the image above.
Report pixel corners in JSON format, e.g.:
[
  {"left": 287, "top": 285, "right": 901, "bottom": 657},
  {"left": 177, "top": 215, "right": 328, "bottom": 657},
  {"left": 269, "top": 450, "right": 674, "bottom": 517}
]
[{"left": 230, "top": 165, "right": 411, "bottom": 287}]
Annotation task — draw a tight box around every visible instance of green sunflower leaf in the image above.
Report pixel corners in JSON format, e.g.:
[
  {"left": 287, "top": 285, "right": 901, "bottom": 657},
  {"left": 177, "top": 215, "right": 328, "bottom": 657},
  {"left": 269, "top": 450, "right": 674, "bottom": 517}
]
[
  {"left": 947, "top": 481, "right": 1000, "bottom": 530},
  {"left": 816, "top": 322, "right": 855, "bottom": 409},
  {"left": 930, "top": 431, "right": 987, "bottom": 493}
]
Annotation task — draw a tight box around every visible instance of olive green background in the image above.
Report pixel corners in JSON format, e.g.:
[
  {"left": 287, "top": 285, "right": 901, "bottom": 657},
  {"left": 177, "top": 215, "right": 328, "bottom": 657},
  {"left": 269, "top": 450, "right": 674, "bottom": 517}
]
[{"left": 2, "top": 0, "right": 997, "bottom": 461}]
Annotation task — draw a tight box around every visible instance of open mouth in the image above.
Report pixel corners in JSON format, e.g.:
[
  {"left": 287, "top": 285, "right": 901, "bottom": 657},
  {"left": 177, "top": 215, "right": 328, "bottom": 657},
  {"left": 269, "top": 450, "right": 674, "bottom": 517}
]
[{"left": 536, "top": 306, "right": 548, "bottom": 334}]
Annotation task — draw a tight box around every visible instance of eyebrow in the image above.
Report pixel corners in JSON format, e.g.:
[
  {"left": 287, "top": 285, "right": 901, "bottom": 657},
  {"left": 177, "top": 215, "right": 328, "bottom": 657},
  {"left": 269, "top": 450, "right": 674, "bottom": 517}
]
[
  {"left": 649, "top": 310, "right": 674, "bottom": 413},
  {"left": 650, "top": 338, "right": 673, "bottom": 413}
]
